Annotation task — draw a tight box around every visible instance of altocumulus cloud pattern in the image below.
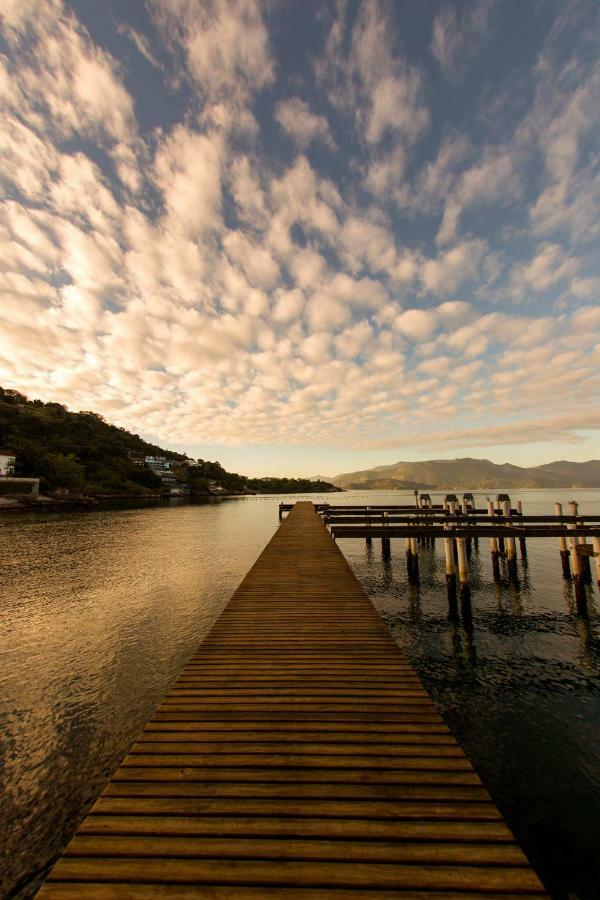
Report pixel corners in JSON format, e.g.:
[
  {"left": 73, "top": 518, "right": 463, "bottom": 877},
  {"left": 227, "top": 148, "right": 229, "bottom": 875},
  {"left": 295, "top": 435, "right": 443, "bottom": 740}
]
[{"left": 0, "top": 0, "right": 598, "bottom": 456}]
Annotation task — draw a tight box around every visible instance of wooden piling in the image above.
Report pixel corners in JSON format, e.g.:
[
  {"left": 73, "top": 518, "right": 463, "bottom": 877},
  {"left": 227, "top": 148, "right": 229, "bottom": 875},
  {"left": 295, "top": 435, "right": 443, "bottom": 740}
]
[
  {"left": 487, "top": 500, "right": 500, "bottom": 580},
  {"left": 567, "top": 501, "right": 591, "bottom": 582},
  {"left": 516, "top": 501, "right": 527, "bottom": 558},
  {"left": 570, "top": 542, "right": 587, "bottom": 614},
  {"left": 593, "top": 536, "right": 600, "bottom": 587},
  {"left": 502, "top": 500, "right": 518, "bottom": 581},
  {"left": 554, "top": 503, "right": 571, "bottom": 578},
  {"left": 575, "top": 512, "right": 592, "bottom": 583},
  {"left": 382, "top": 511, "right": 391, "bottom": 559},
  {"left": 444, "top": 530, "right": 457, "bottom": 616}
]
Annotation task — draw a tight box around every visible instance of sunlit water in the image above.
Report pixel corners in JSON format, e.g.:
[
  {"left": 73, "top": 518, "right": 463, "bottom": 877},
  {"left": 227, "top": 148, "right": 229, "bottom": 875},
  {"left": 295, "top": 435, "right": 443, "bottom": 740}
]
[{"left": 1, "top": 490, "right": 599, "bottom": 899}]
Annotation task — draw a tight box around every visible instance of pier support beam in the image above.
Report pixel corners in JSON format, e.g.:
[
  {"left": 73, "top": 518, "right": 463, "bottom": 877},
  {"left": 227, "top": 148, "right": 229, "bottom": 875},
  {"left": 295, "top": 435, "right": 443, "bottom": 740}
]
[
  {"left": 503, "top": 500, "right": 518, "bottom": 582},
  {"left": 555, "top": 502, "right": 571, "bottom": 578},
  {"left": 570, "top": 543, "right": 587, "bottom": 614},
  {"left": 487, "top": 500, "right": 500, "bottom": 580},
  {"left": 593, "top": 536, "right": 600, "bottom": 587},
  {"left": 381, "top": 511, "right": 391, "bottom": 559}
]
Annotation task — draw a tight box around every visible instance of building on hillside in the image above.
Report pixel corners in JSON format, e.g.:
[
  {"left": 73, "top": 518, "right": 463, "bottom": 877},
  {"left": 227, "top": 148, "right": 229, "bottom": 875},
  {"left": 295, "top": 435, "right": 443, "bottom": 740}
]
[
  {"left": 128, "top": 451, "right": 146, "bottom": 466},
  {"left": 0, "top": 451, "right": 16, "bottom": 476},
  {"left": 145, "top": 455, "right": 172, "bottom": 474}
]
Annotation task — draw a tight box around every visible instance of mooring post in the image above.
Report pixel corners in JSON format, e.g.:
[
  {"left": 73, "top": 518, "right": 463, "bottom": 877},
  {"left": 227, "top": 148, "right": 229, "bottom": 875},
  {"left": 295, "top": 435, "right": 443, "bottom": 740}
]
[
  {"left": 495, "top": 496, "right": 505, "bottom": 554},
  {"left": 461, "top": 498, "right": 473, "bottom": 557},
  {"left": 279, "top": 503, "right": 283, "bottom": 521},
  {"left": 456, "top": 536, "right": 471, "bottom": 619},
  {"left": 593, "top": 536, "right": 600, "bottom": 587},
  {"left": 567, "top": 501, "right": 590, "bottom": 580},
  {"left": 405, "top": 537, "right": 413, "bottom": 579},
  {"left": 487, "top": 499, "right": 500, "bottom": 580},
  {"left": 570, "top": 543, "right": 587, "bottom": 614},
  {"left": 365, "top": 506, "right": 372, "bottom": 547},
  {"left": 444, "top": 528, "right": 457, "bottom": 616},
  {"left": 502, "top": 499, "right": 518, "bottom": 581},
  {"left": 555, "top": 502, "right": 571, "bottom": 578},
  {"left": 516, "top": 500, "right": 527, "bottom": 558},
  {"left": 382, "top": 510, "right": 391, "bottom": 559},
  {"left": 574, "top": 509, "right": 592, "bottom": 583}
]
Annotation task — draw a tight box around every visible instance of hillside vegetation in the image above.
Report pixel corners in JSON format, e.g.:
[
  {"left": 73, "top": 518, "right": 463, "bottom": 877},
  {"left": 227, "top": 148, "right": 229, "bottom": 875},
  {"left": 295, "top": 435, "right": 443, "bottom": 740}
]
[{"left": 0, "top": 389, "right": 338, "bottom": 496}]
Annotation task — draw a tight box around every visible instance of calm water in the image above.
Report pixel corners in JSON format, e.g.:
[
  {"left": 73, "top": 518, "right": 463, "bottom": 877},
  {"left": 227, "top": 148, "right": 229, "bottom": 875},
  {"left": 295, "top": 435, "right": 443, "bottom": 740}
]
[{"left": 1, "top": 490, "right": 599, "bottom": 899}]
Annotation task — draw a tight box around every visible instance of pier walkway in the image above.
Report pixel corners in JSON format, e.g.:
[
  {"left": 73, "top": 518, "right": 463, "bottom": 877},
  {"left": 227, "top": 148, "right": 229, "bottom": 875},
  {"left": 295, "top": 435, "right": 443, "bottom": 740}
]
[{"left": 38, "top": 502, "right": 545, "bottom": 898}]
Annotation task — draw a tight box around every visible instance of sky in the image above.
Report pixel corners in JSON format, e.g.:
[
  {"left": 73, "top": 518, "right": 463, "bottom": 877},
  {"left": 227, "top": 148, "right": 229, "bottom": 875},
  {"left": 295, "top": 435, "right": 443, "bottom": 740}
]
[{"left": 0, "top": 0, "right": 598, "bottom": 478}]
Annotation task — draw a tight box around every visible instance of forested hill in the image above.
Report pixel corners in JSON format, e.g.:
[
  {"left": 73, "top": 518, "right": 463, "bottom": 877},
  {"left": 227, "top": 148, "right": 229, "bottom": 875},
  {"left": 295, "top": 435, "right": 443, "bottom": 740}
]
[{"left": 0, "top": 388, "right": 338, "bottom": 496}]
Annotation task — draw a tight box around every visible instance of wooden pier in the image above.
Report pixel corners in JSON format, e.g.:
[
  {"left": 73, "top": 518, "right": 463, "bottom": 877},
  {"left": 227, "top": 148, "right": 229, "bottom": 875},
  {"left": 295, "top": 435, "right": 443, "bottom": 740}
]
[{"left": 38, "top": 502, "right": 545, "bottom": 898}]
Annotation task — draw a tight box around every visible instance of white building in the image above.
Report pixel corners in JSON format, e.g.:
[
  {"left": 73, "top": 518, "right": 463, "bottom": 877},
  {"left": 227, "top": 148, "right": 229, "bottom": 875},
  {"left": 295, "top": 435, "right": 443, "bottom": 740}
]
[
  {"left": 0, "top": 451, "right": 16, "bottom": 477},
  {"left": 145, "top": 455, "right": 172, "bottom": 474}
]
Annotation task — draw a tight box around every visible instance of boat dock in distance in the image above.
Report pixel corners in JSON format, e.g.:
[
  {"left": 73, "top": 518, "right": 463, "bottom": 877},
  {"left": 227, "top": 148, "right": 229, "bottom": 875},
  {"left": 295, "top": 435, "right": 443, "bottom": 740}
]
[
  {"left": 38, "top": 502, "right": 546, "bottom": 898},
  {"left": 281, "top": 495, "right": 600, "bottom": 617}
]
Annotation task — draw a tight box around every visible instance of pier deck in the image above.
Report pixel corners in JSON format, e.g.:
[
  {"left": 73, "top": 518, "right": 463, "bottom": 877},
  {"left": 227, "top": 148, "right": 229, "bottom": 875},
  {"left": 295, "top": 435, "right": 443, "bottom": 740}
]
[{"left": 38, "top": 502, "right": 545, "bottom": 898}]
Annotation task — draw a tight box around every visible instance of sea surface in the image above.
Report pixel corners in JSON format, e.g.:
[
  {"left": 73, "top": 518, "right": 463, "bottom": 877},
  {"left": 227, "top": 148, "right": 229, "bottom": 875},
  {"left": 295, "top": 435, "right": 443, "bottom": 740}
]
[{"left": 1, "top": 490, "right": 599, "bottom": 899}]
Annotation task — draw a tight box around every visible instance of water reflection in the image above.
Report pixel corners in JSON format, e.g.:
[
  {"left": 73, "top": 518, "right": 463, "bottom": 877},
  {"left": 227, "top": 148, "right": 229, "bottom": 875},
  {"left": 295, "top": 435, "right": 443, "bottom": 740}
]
[{"left": 1, "top": 490, "right": 600, "bottom": 900}]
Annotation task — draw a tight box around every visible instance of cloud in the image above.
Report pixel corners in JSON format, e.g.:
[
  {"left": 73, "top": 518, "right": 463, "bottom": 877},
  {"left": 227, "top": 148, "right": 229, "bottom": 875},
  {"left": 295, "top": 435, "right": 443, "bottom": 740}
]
[
  {"left": 363, "top": 410, "right": 600, "bottom": 451},
  {"left": 0, "top": 0, "right": 598, "bottom": 461},
  {"left": 512, "top": 243, "right": 579, "bottom": 293},
  {"left": 421, "top": 240, "right": 487, "bottom": 295},
  {"left": 153, "top": 126, "right": 223, "bottom": 237},
  {"left": 431, "top": 0, "right": 495, "bottom": 83},
  {"left": 316, "top": 1, "right": 429, "bottom": 146},
  {"left": 436, "top": 148, "right": 520, "bottom": 244},
  {"left": 394, "top": 309, "right": 438, "bottom": 341},
  {"left": 275, "top": 98, "right": 335, "bottom": 149},
  {"left": 148, "top": 0, "right": 273, "bottom": 101},
  {"left": 117, "top": 23, "right": 163, "bottom": 70}
]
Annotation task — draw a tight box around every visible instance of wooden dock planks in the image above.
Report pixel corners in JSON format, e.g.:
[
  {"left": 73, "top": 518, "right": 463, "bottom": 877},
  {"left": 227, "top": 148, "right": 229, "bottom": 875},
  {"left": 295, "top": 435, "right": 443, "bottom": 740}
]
[{"left": 37, "top": 502, "right": 546, "bottom": 898}]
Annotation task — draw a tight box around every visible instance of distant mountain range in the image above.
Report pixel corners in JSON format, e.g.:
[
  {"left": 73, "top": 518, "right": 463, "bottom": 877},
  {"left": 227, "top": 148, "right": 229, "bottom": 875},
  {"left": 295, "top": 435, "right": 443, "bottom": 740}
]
[{"left": 314, "top": 458, "right": 600, "bottom": 490}]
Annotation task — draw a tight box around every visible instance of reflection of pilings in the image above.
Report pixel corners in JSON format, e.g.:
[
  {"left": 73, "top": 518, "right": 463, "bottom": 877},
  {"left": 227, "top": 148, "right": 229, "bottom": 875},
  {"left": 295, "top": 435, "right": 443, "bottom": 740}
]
[
  {"left": 381, "top": 511, "right": 391, "bottom": 559},
  {"left": 577, "top": 520, "right": 592, "bottom": 583},
  {"left": 444, "top": 531, "right": 457, "bottom": 617},
  {"left": 571, "top": 544, "right": 587, "bottom": 615},
  {"left": 488, "top": 500, "right": 500, "bottom": 580},
  {"left": 410, "top": 536, "right": 419, "bottom": 583},
  {"left": 516, "top": 500, "right": 527, "bottom": 558},
  {"left": 593, "top": 537, "right": 600, "bottom": 587},
  {"left": 555, "top": 502, "right": 571, "bottom": 578},
  {"left": 456, "top": 536, "right": 472, "bottom": 622}
]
